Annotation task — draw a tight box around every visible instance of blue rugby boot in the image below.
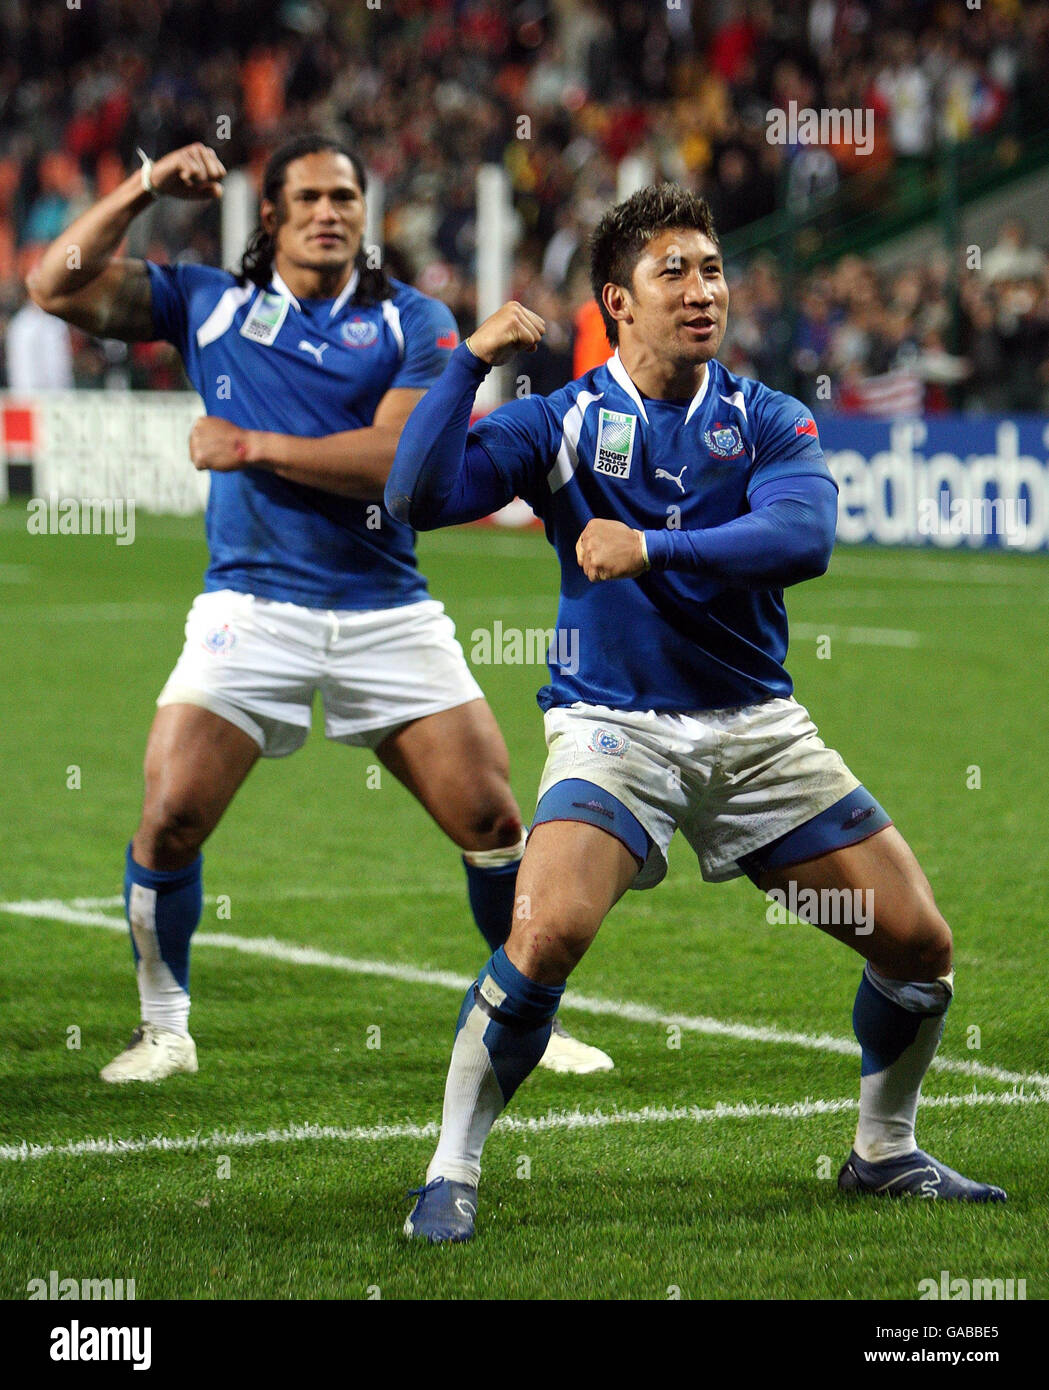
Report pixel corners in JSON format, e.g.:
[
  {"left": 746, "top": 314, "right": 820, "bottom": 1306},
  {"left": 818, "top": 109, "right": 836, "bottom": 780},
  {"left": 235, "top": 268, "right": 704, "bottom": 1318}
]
[
  {"left": 404, "top": 1176, "right": 478, "bottom": 1243},
  {"left": 838, "top": 1148, "right": 1006, "bottom": 1202}
]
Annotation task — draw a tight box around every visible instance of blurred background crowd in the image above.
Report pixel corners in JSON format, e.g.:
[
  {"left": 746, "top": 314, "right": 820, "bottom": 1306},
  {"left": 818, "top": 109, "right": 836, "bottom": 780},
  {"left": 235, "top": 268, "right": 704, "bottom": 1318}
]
[{"left": 2, "top": 0, "right": 1049, "bottom": 412}]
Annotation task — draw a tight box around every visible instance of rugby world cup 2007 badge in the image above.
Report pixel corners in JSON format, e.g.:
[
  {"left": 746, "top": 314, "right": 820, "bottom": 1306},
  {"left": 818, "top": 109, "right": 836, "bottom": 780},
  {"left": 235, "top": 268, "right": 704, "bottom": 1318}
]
[
  {"left": 240, "top": 290, "right": 290, "bottom": 346},
  {"left": 593, "top": 408, "right": 637, "bottom": 480}
]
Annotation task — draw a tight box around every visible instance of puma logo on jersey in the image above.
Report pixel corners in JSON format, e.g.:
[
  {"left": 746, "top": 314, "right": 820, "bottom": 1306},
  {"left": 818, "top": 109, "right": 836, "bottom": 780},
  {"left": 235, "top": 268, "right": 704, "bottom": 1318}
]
[
  {"left": 298, "top": 339, "right": 329, "bottom": 365},
  {"left": 655, "top": 466, "right": 688, "bottom": 493}
]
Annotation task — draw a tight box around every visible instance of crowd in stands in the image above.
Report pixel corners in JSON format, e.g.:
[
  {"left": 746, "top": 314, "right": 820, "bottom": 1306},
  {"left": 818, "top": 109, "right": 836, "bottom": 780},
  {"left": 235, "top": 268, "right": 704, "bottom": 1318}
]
[{"left": 2, "top": 0, "right": 1049, "bottom": 411}]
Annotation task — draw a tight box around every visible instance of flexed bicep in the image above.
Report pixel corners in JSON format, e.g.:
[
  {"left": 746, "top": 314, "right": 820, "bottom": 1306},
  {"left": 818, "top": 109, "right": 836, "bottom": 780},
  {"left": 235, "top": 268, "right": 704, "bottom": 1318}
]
[{"left": 29, "top": 258, "right": 157, "bottom": 342}]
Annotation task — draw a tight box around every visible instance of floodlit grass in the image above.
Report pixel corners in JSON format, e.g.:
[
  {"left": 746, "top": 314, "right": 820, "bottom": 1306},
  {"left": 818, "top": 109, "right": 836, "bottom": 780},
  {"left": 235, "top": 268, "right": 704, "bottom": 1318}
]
[{"left": 1, "top": 506, "right": 1046, "bottom": 1300}]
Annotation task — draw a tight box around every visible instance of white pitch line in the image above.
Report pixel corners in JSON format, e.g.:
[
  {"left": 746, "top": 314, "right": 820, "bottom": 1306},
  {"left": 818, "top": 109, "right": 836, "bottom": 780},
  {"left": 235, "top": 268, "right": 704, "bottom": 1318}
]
[
  {"left": 2, "top": 1088, "right": 1046, "bottom": 1165},
  {"left": 827, "top": 556, "right": 1047, "bottom": 587},
  {"left": 4, "top": 897, "right": 1047, "bottom": 1092},
  {"left": 66, "top": 885, "right": 461, "bottom": 909},
  {"left": 0, "top": 602, "right": 173, "bottom": 622},
  {"left": 790, "top": 621, "right": 921, "bottom": 648}
]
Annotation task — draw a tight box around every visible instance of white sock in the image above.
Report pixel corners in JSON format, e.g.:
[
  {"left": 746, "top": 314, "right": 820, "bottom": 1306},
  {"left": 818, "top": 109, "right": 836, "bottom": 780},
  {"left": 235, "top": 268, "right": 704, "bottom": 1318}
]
[
  {"left": 128, "top": 884, "right": 191, "bottom": 1036},
  {"left": 853, "top": 965, "right": 953, "bottom": 1163},
  {"left": 426, "top": 1003, "right": 505, "bottom": 1188},
  {"left": 854, "top": 1012, "right": 947, "bottom": 1161}
]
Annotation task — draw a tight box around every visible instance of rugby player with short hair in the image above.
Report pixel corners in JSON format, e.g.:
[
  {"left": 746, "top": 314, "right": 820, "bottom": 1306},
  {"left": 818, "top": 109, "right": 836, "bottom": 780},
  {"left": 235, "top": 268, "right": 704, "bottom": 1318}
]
[
  {"left": 27, "top": 134, "right": 612, "bottom": 1082},
  {"left": 386, "top": 183, "right": 1006, "bottom": 1242}
]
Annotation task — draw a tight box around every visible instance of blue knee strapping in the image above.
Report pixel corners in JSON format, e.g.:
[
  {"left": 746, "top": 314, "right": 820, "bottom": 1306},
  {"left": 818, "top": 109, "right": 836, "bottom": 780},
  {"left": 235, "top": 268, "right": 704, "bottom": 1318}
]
[
  {"left": 853, "top": 968, "right": 941, "bottom": 1076},
  {"left": 456, "top": 947, "right": 564, "bottom": 1103},
  {"left": 531, "top": 778, "right": 649, "bottom": 864}
]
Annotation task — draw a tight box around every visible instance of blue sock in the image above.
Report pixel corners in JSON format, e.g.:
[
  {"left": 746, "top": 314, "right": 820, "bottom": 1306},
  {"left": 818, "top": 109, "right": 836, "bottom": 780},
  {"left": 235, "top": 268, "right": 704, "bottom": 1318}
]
[
  {"left": 124, "top": 844, "right": 203, "bottom": 1033},
  {"left": 852, "top": 962, "right": 952, "bottom": 1161},
  {"left": 428, "top": 946, "right": 564, "bottom": 1185},
  {"left": 462, "top": 855, "right": 520, "bottom": 952}
]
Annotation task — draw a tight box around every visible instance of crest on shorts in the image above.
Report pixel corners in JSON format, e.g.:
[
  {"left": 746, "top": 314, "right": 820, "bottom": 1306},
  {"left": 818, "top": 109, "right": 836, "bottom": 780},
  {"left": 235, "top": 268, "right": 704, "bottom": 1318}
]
[
  {"left": 587, "top": 727, "right": 630, "bottom": 757},
  {"left": 341, "top": 317, "right": 379, "bottom": 348},
  {"left": 240, "top": 290, "right": 290, "bottom": 346},
  {"left": 703, "top": 423, "right": 745, "bottom": 459},
  {"left": 593, "top": 409, "right": 637, "bottom": 480},
  {"left": 203, "top": 624, "right": 237, "bottom": 655}
]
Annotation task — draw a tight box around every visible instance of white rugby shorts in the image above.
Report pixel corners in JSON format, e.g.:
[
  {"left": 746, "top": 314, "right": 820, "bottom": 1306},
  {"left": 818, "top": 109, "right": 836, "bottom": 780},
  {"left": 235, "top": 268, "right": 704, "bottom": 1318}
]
[
  {"left": 535, "top": 697, "right": 860, "bottom": 888},
  {"left": 157, "top": 589, "right": 485, "bottom": 756}
]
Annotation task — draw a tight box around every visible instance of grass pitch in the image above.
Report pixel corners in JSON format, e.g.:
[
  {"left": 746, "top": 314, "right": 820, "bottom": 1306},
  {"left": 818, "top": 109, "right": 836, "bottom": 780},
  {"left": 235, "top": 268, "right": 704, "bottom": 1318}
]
[{"left": 1, "top": 503, "right": 1046, "bottom": 1303}]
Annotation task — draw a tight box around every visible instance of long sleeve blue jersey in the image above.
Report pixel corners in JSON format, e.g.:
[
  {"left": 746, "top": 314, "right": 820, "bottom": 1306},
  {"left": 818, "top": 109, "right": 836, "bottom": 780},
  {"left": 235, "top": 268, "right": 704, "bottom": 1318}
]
[{"left": 386, "top": 343, "right": 839, "bottom": 713}]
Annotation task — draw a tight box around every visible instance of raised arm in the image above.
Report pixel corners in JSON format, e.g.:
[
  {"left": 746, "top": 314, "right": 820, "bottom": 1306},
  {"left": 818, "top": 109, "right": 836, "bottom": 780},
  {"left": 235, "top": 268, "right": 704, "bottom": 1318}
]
[
  {"left": 26, "top": 143, "right": 226, "bottom": 342},
  {"left": 385, "top": 302, "right": 546, "bottom": 528},
  {"left": 576, "top": 474, "right": 839, "bottom": 588}
]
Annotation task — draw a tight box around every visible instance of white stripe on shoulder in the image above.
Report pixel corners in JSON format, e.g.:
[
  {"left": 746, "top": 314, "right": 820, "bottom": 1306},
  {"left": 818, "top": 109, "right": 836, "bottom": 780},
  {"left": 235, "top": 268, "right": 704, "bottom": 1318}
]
[
  {"left": 548, "top": 390, "right": 603, "bottom": 494},
  {"left": 329, "top": 267, "right": 360, "bottom": 318},
  {"left": 606, "top": 350, "right": 649, "bottom": 423},
  {"left": 195, "top": 285, "right": 256, "bottom": 349},
  {"left": 684, "top": 365, "right": 712, "bottom": 425},
  {"left": 718, "top": 389, "right": 748, "bottom": 422},
  {"left": 381, "top": 300, "right": 404, "bottom": 358}
]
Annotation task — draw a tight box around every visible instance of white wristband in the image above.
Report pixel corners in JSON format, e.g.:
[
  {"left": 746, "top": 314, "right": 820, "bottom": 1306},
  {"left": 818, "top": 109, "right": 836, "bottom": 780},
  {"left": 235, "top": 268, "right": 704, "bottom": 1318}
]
[
  {"left": 638, "top": 531, "right": 651, "bottom": 571},
  {"left": 136, "top": 148, "right": 159, "bottom": 200}
]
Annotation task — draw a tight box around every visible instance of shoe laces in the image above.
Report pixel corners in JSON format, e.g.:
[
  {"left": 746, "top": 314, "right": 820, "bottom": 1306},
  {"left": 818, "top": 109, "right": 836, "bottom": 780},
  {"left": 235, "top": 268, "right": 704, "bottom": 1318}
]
[{"left": 407, "top": 1176, "right": 447, "bottom": 1199}]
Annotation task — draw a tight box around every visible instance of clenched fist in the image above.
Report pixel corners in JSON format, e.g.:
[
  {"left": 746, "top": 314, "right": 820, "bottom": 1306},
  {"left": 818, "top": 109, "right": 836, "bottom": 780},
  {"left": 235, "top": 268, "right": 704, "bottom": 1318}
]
[
  {"left": 575, "top": 519, "right": 649, "bottom": 581},
  {"left": 149, "top": 144, "right": 227, "bottom": 201},
  {"left": 190, "top": 416, "right": 256, "bottom": 471},
  {"left": 466, "top": 301, "right": 546, "bottom": 366}
]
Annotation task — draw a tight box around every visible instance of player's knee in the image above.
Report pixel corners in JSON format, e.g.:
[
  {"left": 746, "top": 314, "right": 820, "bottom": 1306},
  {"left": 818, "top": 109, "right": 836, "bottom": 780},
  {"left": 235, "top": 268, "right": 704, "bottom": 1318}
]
[
  {"left": 895, "top": 905, "right": 953, "bottom": 981},
  {"left": 508, "top": 903, "right": 598, "bottom": 978},
  {"left": 453, "top": 785, "right": 523, "bottom": 852},
  {"left": 136, "top": 797, "right": 211, "bottom": 867}
]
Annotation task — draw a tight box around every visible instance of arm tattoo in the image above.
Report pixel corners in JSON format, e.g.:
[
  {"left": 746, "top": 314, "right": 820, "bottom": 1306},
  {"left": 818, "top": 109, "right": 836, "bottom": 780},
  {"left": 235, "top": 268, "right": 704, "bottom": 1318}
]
[{"left": 102, "top": 263, "right": 155, "bottom": 341}]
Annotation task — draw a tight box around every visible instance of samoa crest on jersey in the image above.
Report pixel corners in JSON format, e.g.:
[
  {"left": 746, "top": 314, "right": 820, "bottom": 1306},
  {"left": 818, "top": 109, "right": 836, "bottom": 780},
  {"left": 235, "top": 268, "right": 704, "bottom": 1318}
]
[{"left": 703, "top": 423, "right": 745, "bottom": 459}]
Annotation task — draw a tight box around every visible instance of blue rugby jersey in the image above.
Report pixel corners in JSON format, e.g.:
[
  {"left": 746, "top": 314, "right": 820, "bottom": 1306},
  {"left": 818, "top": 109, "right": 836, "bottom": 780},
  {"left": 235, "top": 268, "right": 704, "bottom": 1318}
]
[
  {"left": 147, "top": 261, "right": 459, "bottom": 608},
  {"left": 463, "top": 350, "right": 836, "bottom": 712}
]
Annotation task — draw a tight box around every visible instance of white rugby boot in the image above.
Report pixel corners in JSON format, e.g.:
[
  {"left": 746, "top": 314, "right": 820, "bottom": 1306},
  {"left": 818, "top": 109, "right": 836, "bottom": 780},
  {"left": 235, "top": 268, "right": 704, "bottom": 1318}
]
[
  {"left": 538, "top": 1017, "right": 614, "bottom": 1074},
  {"left": 100, "top": 1022, "right": 198, "bottom": 1083}
]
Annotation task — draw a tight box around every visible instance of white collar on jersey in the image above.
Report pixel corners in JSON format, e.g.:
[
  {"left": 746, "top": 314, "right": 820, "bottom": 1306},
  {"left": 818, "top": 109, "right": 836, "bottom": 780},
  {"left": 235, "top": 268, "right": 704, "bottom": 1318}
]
[
  {"left": 607, "top": 348, "right": 712, "bottom": 426},
  {"left": 269, "top": 266, "right": 360, "bottom": 318}
]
